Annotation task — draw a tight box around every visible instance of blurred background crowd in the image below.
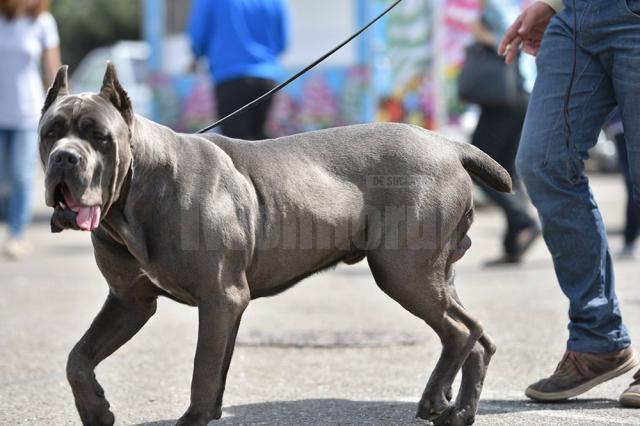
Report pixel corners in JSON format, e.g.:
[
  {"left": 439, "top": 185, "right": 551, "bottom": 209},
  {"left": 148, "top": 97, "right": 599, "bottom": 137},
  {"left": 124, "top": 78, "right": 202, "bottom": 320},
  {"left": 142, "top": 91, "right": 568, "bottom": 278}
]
[{"left": 0, "top": 0, "right": 637, "bottom": 261}]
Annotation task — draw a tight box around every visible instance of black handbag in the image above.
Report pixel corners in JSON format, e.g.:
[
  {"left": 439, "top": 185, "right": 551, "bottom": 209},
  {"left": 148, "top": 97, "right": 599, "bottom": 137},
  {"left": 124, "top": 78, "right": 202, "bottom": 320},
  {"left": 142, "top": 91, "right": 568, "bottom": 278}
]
[{"left": 458, "top": 43, "right": 523, "bottom": 108}]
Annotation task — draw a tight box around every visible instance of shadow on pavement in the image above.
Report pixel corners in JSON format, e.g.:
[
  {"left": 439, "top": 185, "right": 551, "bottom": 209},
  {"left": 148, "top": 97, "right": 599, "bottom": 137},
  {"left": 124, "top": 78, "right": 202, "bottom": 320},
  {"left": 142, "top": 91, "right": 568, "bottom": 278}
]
[
  {"left": 133, "top": 397, "right": 621, "bottom": 425},
  {"left": 135, "top": 400, "right": 420, "bottom": 425},
  {"left": 478, "top": 398, "right": 619, "bottom": 414}
]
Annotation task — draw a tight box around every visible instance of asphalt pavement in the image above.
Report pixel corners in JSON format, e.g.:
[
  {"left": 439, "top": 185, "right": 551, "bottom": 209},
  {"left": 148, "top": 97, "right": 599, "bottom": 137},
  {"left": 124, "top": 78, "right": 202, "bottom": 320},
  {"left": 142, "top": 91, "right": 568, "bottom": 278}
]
[{"left": 1, "top": 173, "right": 640, "bottom": 425}]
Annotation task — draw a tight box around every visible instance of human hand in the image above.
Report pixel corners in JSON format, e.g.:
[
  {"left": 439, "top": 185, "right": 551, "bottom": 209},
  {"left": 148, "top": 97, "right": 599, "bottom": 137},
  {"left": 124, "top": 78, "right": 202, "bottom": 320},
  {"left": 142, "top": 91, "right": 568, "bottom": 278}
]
[{"left": 498, "top": 1, "right": 556, "bottom": 64}]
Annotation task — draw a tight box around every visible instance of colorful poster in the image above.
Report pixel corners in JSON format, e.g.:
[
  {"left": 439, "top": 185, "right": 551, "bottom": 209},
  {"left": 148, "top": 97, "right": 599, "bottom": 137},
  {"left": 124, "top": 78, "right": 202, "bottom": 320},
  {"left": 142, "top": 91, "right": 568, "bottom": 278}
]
[
  {"left": 374, "top": 0, "right": 437, "bottom": 129},
  {"left": 150, "top": 0, "right": 537, "bottom": 134},
  {"left": 267, "top": 66, "right": 370, "bottom": 136},
  {"left": 441, "top": 0, "right": 481, "bottom": 125}
]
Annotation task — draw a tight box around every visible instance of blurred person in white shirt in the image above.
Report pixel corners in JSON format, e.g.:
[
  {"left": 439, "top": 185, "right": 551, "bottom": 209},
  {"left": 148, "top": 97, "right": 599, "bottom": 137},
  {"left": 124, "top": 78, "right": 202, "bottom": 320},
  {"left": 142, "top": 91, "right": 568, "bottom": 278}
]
[{"left": 0, "top": 0, "right": 61, "bottom": 259}]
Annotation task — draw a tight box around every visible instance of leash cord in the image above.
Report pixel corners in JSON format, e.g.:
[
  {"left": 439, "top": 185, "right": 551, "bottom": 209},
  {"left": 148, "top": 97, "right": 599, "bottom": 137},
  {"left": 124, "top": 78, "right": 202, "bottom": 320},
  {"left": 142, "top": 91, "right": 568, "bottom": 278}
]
[{"left": 196, "top": 0, "right": 404, "bottom": 134}]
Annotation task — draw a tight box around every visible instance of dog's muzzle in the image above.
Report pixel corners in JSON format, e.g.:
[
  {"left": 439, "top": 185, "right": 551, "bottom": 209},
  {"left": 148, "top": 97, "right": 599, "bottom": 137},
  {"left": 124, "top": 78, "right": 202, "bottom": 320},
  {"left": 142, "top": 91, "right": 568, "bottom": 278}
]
[
  {"left": 46, "top": 144, "right": 103, "bottom": 233},
  {"left": 50, "top": 181, "right": 102, "bottom": 233}
]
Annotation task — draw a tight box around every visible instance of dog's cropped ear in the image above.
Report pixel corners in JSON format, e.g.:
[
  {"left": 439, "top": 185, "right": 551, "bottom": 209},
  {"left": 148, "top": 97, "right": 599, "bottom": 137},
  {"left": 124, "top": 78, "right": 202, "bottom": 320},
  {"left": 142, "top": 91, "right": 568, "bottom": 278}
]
[
  {"left": 42, "top": 65, "right": 69, "bottom": 115},
  {"left": 99, "top": 62, "right": 133, "bottom": 126}
]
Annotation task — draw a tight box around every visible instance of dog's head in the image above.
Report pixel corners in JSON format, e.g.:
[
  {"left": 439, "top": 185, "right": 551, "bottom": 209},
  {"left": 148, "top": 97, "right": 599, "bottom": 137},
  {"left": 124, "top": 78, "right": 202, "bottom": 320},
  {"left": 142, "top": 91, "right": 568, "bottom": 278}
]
[{"left": 39, "top": 63, "right": 134, "bottom": 233}]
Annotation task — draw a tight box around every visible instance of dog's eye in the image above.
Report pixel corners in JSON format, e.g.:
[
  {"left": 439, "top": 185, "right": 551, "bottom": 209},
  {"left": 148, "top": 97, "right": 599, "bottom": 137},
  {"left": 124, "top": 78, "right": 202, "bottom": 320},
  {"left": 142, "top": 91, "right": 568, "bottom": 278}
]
[
  {"left": 45, "top": 130, "right": 56, "bottom": 140},
  {"left": 93, "top": 133, "right": 109, "bottom": 144}
]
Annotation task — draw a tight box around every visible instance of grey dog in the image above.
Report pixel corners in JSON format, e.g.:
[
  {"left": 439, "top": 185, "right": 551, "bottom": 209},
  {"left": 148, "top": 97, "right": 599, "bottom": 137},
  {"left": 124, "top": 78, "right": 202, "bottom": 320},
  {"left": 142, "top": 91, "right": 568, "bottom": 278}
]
[{"left": 39, "top": 64, "right": 511, "bottom": 426}]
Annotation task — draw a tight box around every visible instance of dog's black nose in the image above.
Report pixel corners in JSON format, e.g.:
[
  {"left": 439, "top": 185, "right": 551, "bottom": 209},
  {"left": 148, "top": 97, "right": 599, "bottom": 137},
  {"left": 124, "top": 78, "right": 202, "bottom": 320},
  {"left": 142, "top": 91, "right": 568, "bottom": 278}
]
[{"left": 53, "top": 150, "right": 81, "bottom": 167}]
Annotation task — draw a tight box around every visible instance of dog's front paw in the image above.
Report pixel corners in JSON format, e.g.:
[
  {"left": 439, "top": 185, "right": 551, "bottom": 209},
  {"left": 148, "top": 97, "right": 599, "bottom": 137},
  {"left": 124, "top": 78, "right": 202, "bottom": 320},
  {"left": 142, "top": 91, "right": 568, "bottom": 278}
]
[
  {"left": 175, "top": 412, "right": 207, "bottom": 426},
  {"left": 73, "top": 385, "right": 115, "bottom": 426},
  {"left": 175, "top": 405, "right": 222, "bottom": 426},
  {"left": 79, "top": 408, "right": 115, "bottom": 426}
]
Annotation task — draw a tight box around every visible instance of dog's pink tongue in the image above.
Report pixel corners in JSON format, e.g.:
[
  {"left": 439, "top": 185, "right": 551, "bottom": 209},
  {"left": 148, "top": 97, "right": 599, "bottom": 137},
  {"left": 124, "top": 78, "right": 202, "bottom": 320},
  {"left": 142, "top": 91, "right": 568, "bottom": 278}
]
[
  {"left": 63, "top": 190, "right": 101, "bottom": 231},
  {"left": 75, "top": 206, "right": 101, "bottom": 231}
]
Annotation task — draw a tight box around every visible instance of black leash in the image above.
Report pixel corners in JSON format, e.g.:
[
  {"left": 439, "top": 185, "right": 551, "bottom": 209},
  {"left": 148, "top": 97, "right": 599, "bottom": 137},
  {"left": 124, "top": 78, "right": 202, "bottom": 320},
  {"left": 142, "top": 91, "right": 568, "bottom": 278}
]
[{"left": 196, "top": 0, "right": 404, "bottom": 134}]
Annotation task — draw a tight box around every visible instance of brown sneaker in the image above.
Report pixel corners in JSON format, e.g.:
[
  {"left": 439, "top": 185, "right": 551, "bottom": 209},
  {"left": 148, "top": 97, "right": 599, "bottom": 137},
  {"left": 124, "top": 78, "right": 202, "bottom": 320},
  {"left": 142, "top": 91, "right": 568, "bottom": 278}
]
[
  {"left": 525, "top": 347, "right": 639, "bottom": 401},
  {"left": 620, "top": 369, "right": 640, "bottom": 408}
]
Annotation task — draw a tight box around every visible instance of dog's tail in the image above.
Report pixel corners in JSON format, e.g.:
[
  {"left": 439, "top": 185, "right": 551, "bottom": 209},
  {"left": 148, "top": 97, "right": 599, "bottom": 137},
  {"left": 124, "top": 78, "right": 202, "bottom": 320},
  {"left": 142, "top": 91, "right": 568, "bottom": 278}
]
[{"left": 454, "top": 142, "right": 512, "bottom": 193}]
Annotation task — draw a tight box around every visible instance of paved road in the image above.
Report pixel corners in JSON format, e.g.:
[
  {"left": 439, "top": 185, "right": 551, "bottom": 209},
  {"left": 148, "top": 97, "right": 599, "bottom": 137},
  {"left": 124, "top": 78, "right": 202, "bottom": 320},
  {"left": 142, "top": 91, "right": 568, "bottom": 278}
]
[{"left": 2, "top": 174, "right": 640, "bottom": 425}]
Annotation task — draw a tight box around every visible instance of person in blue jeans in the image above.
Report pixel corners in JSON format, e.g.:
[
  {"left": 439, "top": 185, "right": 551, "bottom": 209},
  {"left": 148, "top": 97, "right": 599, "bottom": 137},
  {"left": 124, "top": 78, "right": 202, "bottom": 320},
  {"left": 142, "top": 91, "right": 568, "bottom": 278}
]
[
  {"left": 499, "top": 0, "right": 640, "bottom": 407},
  {"left": 0, "top": 0, "right": 61, "bottom": 259}
]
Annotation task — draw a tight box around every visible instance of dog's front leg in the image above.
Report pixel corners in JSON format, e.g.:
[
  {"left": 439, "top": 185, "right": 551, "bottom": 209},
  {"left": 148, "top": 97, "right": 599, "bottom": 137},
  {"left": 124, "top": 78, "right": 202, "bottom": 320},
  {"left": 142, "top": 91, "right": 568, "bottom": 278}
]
[
  {"left": 67, "top": 292, "right": 157, "bottom": 426},
  {"left": 177, "top": 290, "right": 249, "bottom": 426}
]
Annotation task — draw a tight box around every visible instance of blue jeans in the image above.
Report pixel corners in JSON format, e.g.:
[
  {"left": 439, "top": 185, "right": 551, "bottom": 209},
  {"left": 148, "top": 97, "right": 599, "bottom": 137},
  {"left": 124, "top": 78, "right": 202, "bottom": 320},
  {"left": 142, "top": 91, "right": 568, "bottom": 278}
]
[
  {"left": 0, "top": 128, "right": 38, "bottom": 238},
  {"left": 614, "top": 133, "right": 640, "bottom": 247},
  {"left": 516, "top": 0, "right": 640, "bottom": 353}
]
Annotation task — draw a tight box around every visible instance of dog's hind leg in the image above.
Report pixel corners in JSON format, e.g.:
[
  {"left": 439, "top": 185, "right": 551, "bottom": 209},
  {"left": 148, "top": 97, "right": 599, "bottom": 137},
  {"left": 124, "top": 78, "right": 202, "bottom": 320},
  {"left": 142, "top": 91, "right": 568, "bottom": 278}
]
[
  {"left": 429, "top": 212, "right": 491, "bottom": 426},
  {"left": 367, "top": 250, "right": 483, "bottom": 425},
  {"left": 437, "top": 283, "right": 496, "bottom": 426},
  {"left": 426, "top": 298, "right": 485, "bottom": 426},
  {"left": 443, "top": 333, "right": 495, "bottom": 425}
]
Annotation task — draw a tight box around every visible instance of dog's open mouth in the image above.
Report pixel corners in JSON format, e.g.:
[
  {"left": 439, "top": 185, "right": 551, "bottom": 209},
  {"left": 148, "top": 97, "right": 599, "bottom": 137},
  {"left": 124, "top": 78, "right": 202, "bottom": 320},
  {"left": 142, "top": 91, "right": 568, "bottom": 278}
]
[{"left": 51, "top": 182, "right": 101, "bottom": 233}]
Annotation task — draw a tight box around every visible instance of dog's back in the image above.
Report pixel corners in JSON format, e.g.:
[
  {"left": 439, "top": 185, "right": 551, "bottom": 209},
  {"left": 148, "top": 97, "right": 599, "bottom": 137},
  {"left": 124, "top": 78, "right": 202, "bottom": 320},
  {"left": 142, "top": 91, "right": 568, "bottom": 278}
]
[
  {"left": 50, "top": 63, "right": 505, "bottom": 426},
  {"left": 194, "top": 122, "right": 509, "bottom": 295}
]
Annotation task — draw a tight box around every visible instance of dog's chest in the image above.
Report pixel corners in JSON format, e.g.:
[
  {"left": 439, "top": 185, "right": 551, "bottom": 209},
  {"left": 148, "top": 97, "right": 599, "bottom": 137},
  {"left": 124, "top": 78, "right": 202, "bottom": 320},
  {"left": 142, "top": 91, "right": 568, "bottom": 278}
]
[{"left": 140, "top": 268, "right": 197, "bottom": 305}]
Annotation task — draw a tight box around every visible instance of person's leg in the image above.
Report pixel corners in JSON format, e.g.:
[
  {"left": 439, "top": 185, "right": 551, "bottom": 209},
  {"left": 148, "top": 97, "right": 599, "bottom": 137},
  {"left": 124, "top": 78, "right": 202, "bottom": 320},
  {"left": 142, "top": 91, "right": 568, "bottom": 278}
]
[
  {"left": 480, "top": 180, "right": 533, "bottom": 239},
  {"left": 472, "top": 104, "right": 537, "bottom": 260},
  {"left": 247, "top": 78, "right": 276, "bottom": 140},
  {"left": 610, "top": 4, "right": 640, "bottom": 247},
  {"left": 0, "top": 129, "right": 9, "bottom": 222},
  {"left": 215, "top": 78, "right": 254, "bottom": 140},
  {"left": 600, "top": 0, "right": 640, "bottom": 408},
  {"left": 517, "top": 3, "right": 637, "bottom": 401},
  {"left": 7, "top": 128, "right": 38, "bottom": 239},
  {"left": 614, "top": 133, "right": 639, "bottom": 251},
  {"left": 614, "top": 0, "right": 640, "bottom": 193},
  {"left": 517, "top": 7, "right": 629, "bottom": 353}
]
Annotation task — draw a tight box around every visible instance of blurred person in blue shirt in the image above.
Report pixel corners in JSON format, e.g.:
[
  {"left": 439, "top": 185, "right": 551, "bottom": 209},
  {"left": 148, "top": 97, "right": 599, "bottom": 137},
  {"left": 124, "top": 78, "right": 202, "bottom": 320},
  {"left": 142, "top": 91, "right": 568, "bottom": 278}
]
[{"left": 188, "top": 0, "right": 290, "bottom": 140}]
